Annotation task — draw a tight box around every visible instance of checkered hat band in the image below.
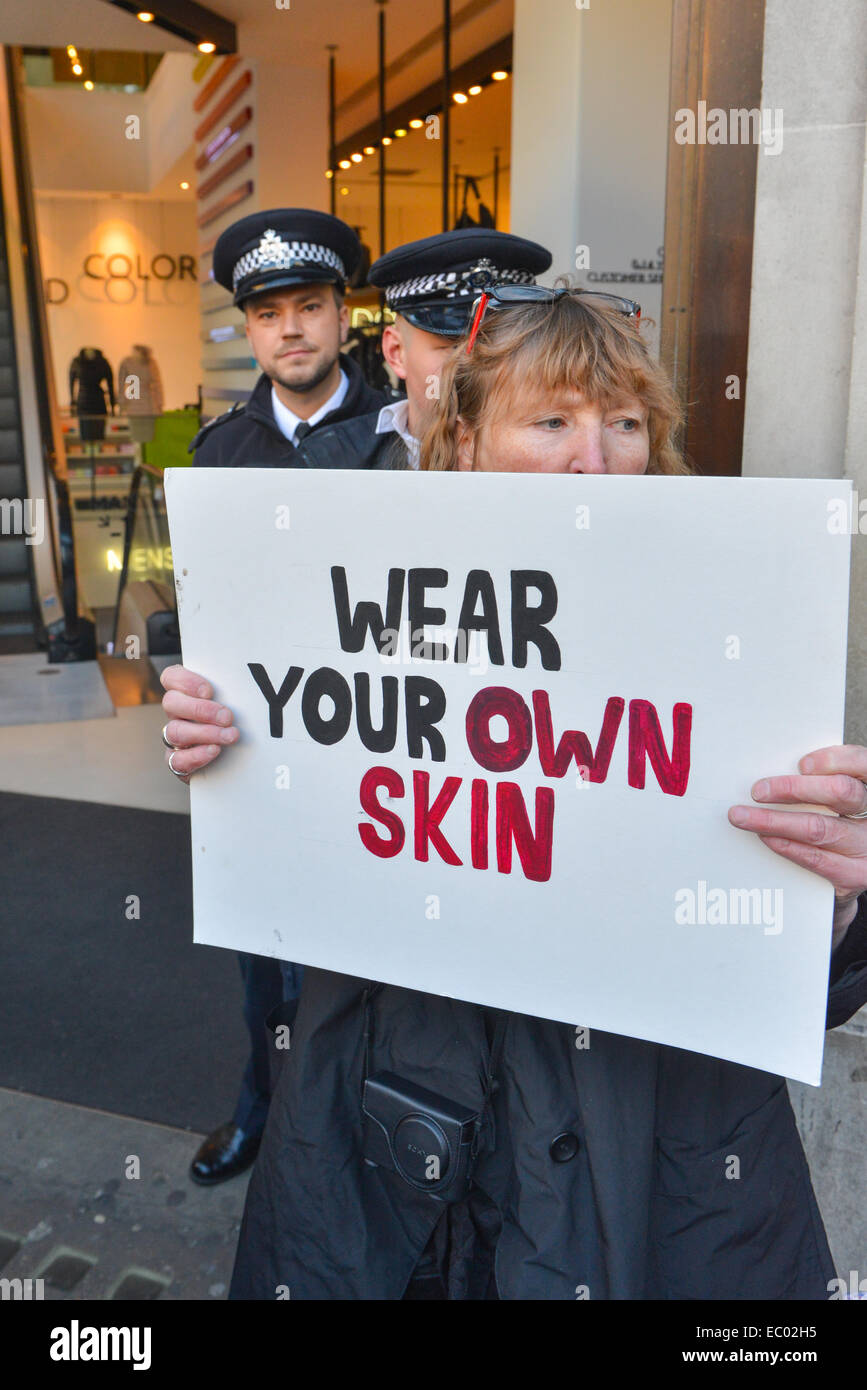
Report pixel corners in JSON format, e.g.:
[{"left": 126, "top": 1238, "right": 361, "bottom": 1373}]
[
  {"left": 386, "top": 265, "right": 536, "bottom": 304},
  {"left": 232, "top": 235, "right": 345, "bottom": 290}
]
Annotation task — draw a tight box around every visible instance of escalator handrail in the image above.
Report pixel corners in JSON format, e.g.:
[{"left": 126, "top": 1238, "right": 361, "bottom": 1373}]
[
  {"left": 3, "top": 46, "right": 81, "bottom": 643},
  {"left": 111, "top": 464, "right": 175, "bottom": 653}
]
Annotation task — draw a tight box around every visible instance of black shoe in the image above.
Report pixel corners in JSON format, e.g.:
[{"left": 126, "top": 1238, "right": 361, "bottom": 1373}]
[{"left": 190, "top": 1122, "right": 263, "bottom": 1186}]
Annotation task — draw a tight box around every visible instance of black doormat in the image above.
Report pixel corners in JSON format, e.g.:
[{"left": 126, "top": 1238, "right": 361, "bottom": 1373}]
[{"left": 0, "top": 791, "right": 249, "bottom": 1133}]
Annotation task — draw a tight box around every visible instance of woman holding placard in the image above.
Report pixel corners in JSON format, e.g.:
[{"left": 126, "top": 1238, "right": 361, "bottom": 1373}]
[{"left": 164, "top": 288, "right": 867, "bottom": 1300}]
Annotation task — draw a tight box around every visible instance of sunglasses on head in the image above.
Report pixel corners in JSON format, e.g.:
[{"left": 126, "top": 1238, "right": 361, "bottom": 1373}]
[{"left": 465, "top": 283, "right": 641, "bottom": 353}]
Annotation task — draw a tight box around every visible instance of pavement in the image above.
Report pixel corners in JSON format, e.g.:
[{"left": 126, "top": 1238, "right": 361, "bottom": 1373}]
[
  {"left": 789, "top": 1013, "right": 867, "bottom": 1280},
  {"left": 0, "top": 1088, "right": 249, "bottom": 1301}
]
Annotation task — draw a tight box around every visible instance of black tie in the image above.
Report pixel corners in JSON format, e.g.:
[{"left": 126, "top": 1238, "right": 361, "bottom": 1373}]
[{"left": 294, "top": 422, "right": 312, "bottom": 444}]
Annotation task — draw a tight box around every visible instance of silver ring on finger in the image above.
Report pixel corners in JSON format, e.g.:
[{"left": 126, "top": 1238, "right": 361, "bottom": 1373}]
[
  {"left": 161, "top": 722, "right": 177, "bottom": 750},
  {"left": 844, "top": 780, "right": 867, "bottom": 819},
  {"left": 167, "top": 751, "right": 189, "bottom": 781}
]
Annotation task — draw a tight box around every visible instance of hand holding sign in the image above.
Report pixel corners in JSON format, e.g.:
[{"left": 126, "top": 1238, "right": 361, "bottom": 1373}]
[
  {"left": 729, "top": 745, "right": 867, "bottom": 947},
  {"left": 160, "top": 665, "right": 239, "bottom": 779}
]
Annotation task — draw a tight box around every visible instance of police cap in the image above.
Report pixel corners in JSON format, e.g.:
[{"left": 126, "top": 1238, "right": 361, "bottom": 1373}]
[
  {"left": 213, "top": 209, "right": 362, "bottom": 307},
  {"left": 368, "top": 228, "right": 552, "bottom": 337}
]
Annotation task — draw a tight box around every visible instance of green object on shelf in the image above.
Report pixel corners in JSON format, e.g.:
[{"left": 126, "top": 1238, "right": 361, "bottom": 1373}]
[{"left": 144, "top": 409, "right": 200, "bottom": 470}]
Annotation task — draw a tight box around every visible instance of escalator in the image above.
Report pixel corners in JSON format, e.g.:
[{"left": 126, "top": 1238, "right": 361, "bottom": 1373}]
[{"left": 0, "top": 46, "right": 94, "bottom": 660}]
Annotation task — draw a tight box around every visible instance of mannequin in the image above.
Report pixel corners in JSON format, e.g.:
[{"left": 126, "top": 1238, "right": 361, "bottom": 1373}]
[
  {"left": 69, "top": 347, "right": 115, "bottom": 442},
  {"left": 118, "top": 344, "right": 164, "bottom": 448}
]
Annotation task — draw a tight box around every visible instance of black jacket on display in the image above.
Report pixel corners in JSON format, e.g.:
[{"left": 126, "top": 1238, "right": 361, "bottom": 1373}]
[
  {"left": 189, "top": 355, "right": 389, "bottom": 468},
  {"left": 69, "top": 348, "right": 115, "bottom": 416},
  {"left": 229, "top": 896, "right": 867, "bottom": 1301}
]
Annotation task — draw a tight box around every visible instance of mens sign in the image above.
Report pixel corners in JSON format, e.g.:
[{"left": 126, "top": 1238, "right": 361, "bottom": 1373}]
[{"left": 166, "top": 471, "right": 851, "bottom": 1083}]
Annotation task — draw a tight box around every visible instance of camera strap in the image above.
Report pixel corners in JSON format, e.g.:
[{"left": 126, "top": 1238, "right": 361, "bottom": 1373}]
[
  {"left": 477, "top": 1009, "right": 508, "bottom": 1156},
  {"left": 361, "top": 986, "right": 509, "bottom": 1104},
  {"left": 360, "top": 981, "right": 384, "bottom": 1091}
]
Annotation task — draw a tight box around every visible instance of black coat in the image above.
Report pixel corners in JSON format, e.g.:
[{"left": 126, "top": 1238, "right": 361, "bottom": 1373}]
[
  {"left": 229, "top": 896, "right": 867, "bottom": 1300},
  {"left": 70, "top": 348, "right": 115, "bottom": 415},
  {"left": 189, "top": 356, "right": 389, "bottom": 468}
]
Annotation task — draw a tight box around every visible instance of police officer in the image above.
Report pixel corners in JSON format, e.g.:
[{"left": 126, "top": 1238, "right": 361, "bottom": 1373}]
[
  {"left": 162, "top": 208, "right": 390, "bottom": 1186},
  {"left": 301, "top": 228, "right": 552, "bottom": 473},
  {"left": 189, "top": 208, "right": 388, "bottom": 466}
]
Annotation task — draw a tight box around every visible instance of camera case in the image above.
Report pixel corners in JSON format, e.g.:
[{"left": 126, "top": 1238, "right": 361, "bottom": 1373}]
[{"left": 362, "top": 1070, "right": 481, "bottom": 1203}]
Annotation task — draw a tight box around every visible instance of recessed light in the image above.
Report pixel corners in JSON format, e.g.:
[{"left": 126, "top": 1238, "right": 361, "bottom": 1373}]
[
  {"left": 381, "top": 136, "right": 392, "bottom": 146},
  {"left": 67, "top": 45, "right": 77, "bottom": 57},
  {"left": 198, "top": 41, "right": 216, "bottom": 53},
  {"left": 491, "top": 70, "right": 508, "bottom": 81},
  {"left": 180, "top": 181, "right": 190, "bottom": 190},
  {"left": 137, "top": 11, "right": 155, "bottom": 21},
  {"left": 72, "top": 63, "right": 83, "bottom": 75},
  {"left": 468, "top": 85, "right": 482, "bottom": 96},
  {"left": 339, "top": 186, "right": 349, "bottom": 196},
  {"left": 325, "top": 169, "right": 334, "bottom": 178},
  {"left": 409, "top": 118, "right": 424, "bottom": 129},
  {"left": 338, "top": 159, "right": 351, "bottom": 169},
  {"left": 84, "top": 80, "right": 94, "bottom": 90},
  {"left": 363, "top": 145, "right": 376, "bottom": 155},
  {"left": 453, "top": 92, "right": 468, "bottom": 104},
  {"left": 394, "top": 127, "right": 407, "bottom": 137},
  {"left": 350, "top": 152, "right": 363, "bottom": 163}
]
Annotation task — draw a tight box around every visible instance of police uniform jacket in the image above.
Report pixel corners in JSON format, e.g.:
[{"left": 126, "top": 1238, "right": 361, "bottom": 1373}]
[
  {"left": 300, "top": 409, "right": 412, "bottom": 473},
  {"left": 228, "top": 891, "right": 867, "bottom": 1300},
  {"left": 189, "top": 354, "right": 388, "bottom": 468}
]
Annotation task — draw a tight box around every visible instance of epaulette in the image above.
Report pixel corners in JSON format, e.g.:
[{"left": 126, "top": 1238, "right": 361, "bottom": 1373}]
[{"left": 188, "top": 401, "right": 246, "bottom": 453}]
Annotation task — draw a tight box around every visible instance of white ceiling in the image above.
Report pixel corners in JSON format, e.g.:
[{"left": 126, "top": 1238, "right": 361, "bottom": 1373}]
[
  {"left": 0, "top": 0, "right": 514, "bottom": 114},
  {"left": 0, "top": 0, "right": 191, "bottom": 53},
  {"left": 6, "top": 0, "right": 514, "bottom": 204}
]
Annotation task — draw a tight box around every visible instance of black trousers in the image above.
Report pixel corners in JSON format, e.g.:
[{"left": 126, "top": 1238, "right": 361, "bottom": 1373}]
[{"left": 231, "top": 953, "right": 285, "bottom": 1135}]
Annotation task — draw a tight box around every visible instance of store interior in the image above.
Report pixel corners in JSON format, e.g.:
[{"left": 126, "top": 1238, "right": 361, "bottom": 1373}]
[{"left": 16, "top": 14, "right": 517, "bottom": 649}]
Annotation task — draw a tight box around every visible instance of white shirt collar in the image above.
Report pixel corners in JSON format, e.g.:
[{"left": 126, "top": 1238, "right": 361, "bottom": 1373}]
[
  {"left": 375, "top": 398, "right": 420, "bottom": 469},
  {"left": 270, "top": 369, "right": 349, "bottom": 444}
]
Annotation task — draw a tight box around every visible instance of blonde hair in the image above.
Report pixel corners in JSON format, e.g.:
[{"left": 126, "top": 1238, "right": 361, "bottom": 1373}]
[{"left": 420, "top": 291, "right": 689, "bottom": 475}]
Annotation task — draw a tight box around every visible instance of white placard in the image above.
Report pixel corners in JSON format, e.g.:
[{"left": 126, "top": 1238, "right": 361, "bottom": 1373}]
[{"left": 165, "top": 469, "right": 852, "bottom": 1084}]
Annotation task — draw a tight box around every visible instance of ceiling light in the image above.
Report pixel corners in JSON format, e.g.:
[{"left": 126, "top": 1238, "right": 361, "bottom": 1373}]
[
  {"left": 180, "top": 181, "right": 190, "bottom": 190},
  {"left": 84, "top": 80, "right": 94, "bottom": 90},
  {"left": 363, "top": 145, "right": 376, "bottom": 154},
  {"left": 325, "top": 169, "right": 334, "bottom": 178},
  {"left": 350, "top": 152, "right": 363, "bottom": 163},
  {"left": 491, "top": 70, "right": 508, "bottom": 81},
  {"left": 338, "top": 158, "right": 351, "bottom": 169},
  {"left": 468, "top": 85, "right": 482, "bottom": 96},
  {"left": 198, "top": 41, "right": 216, "bottom": 53},
  {"left": 67, "top": 46, "right": 77, "bottom": 57},
  {"left": 137, "top": 11, "right": 155, "bottom": 20},
  {"left": 72, "top": 63, "right": 83, "bottom": 75},
  {"left": 340, "top": 186, "right": 349, "bottom": 196},
  {"left": 381, "top": 135, "right": 392, "bottom": 145},
  {"left": 409, "top": 118, "right": 424, "bottom": 129},
  {"left": 453, "top": 92, "right": 468, "bottom": 104},
  {"left": 394, "top": 128, "right": 407, "bottom": 137}
]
